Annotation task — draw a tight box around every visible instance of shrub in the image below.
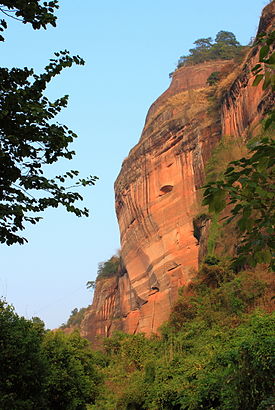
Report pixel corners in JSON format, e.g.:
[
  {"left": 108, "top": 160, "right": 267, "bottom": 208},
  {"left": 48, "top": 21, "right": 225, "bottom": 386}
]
[
  {"left": 198, "top": 263, "right": 233, "bottom": 288},
  {"left": 42, "top": 331, "right": 102, "bottom": 409},
  {"left": 207, "top": 71, "right": 221, "bottom": 86},
  {"left": 97, "top": 255, "right": 120, "bottom": 280},
  {"left": 170, "top": 300, "right": 196, "bottom": 330},
  {"left": 61, "top": 307, "right": 88, "bottom": 329}
]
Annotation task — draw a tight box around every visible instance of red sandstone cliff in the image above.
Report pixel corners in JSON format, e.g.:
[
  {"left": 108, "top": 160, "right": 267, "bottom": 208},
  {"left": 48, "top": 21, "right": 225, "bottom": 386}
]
[{"left": 80, "top": 3, "right": 274, "bottom": 342}]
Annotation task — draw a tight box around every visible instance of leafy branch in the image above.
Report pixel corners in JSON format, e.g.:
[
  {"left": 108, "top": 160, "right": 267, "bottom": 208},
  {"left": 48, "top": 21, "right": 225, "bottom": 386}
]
[
  {"left": 202, "top": 31, "right": 275, "bottom": 270},
  {"left": 0, "top": 0, "right": 58, "bottom": 41},
  {"left": 0, "top": 51, "right": 98, "bottom": 245}
]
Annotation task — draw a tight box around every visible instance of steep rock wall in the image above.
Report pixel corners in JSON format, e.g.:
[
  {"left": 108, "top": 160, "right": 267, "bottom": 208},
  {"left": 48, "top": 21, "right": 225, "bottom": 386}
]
[
  {"left": 113, "top": 60, "right": 233, "bottom": 336},
  {"left": 222, "top": 1, "right": 274, "bottom": 138},
  {"left": 80, "top": 3, "right": 274, "bottom": 342}
]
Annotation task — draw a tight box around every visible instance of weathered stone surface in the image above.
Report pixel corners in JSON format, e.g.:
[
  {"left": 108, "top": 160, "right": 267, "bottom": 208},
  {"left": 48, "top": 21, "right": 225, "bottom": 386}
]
[
  {"left": 80, "top": 276, "right": 122, "bottom": 346},
  {"left": 79, "top": 3, "right": 274, "bottom": 343},
  {"left": 222, "top": 1, "right": 274, "bottom": 138},
  {"left": 113, "top": 60, "right": 231, "bottom": 336}
]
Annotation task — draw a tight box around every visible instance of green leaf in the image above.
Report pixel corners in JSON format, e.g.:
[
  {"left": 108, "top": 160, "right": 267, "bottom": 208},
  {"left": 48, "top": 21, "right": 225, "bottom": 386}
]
[
  {"left": 209, "top": 191, "right": 226, "bottom": 213},
  {"left": 255, "top": 250, "right": 272, "bottom": 264},
  {"left": 259, "top": 45, "right": 269, "bottom": 61},
  {"left": 266, "top": 52, "right": 275, "bottom": 65},
  {"left": 251, "top": 63, "right": 261, "bottom": 72}
]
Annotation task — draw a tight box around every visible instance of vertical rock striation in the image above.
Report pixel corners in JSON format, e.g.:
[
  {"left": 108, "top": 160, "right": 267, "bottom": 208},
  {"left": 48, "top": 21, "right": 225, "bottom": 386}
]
[
  {"left": 80, "top": 2, "right": 274, "bottom": 342},
  {"left": 222, "top": 1, "right": 275, "bottom": 138},
  {"left": 114, "top": 60, "right": 233, "bottom": 335}
]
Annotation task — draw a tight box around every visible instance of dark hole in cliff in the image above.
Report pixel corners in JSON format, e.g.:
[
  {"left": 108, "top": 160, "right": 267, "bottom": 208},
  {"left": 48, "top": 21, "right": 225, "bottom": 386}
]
[
  {"left": 167, "top": 263, "right": 180, "bottom": 272},
  {"left": 160, "top": 185, "right": 173, "bottom": 195},
  {"left": 193, "top": 213, "right": 210, "bottom": 243},
  {"left": 129, "top": 217, "right": 136, "bottom": 225}
]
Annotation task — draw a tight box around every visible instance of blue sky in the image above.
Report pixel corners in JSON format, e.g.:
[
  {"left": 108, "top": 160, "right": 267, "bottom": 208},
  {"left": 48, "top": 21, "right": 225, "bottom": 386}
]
[{"left": 0, "top": 0, "right": 267, "bottom": 328}]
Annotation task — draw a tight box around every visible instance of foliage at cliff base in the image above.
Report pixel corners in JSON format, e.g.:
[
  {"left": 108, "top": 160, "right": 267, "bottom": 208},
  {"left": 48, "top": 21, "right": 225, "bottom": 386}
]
[{"left": 89, "top": 264, "right": 274, "bottom": 410}]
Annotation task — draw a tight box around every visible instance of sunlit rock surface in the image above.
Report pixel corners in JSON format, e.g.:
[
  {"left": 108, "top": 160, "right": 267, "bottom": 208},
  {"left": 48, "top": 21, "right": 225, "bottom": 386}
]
[{"left": 80, "top": 2, "right": 274, "bottom": 342}]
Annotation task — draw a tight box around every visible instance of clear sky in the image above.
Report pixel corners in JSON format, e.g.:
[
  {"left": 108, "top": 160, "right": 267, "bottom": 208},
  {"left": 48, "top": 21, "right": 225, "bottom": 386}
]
[{"left": 0, "top": 0, "right": 268, "bottom": 329}]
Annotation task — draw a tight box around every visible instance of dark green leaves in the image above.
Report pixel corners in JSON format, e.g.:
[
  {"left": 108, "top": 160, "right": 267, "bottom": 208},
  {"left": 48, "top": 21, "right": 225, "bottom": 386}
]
[
  {"left": 0, "top": 0, "right": 59, "bottom": 41},
  {"left": 203, "top": 138, "right": 275, "bottom": 271},
  {"left": 203, "top": 187, "right": 226, "bottom": 213},
  {"left": 0, "top": 300, "right": 102, "bottom": 408},
  {"left": 259, "top": 44, "right": 269, "bottom": 61},
  {"left": 203, "top": 30, "right": 275, "bottom": 270},
  {"left": 252, "top": 30, "right": 275, "bottom": 93},
  {"left": 252, "top": 74, "right": 264, "bottom": 87},
  {"left": 176, "top": 30, "right": 245, "bottom": 69},
  {"left": 0, "top": 52, "right": 98, "bottom": 245}
]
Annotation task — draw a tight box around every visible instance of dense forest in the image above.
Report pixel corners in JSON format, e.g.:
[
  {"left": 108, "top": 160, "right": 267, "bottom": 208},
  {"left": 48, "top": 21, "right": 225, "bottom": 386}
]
[
  {"left": 89, "top": 268, "right": 274, "bottom": 409},
  {"left": 1, "top": 260, "right": 274, "bottom": 408}
]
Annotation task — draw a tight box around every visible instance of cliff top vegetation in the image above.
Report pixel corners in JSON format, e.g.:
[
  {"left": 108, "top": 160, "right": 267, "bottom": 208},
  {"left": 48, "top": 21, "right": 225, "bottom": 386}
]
[
  {"left": 169, "top": 30, "right": 246, "bottom": 77},
  {"left": 60, "top": 306, "right": 88, "bottom": 329},
  {"left": 96, "top": 255, "right": 120, "bottom": 280}
]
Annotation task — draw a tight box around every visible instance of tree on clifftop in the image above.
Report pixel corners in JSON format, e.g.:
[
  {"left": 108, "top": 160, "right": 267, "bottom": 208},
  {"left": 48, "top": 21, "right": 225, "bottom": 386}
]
[
  {"left": 215, "top": 30, "right": 240, "bottom": 47},
  {"left": 0, "top": 1, "right": 97, "bottom": 245},
  {"left": 177, "top": 30, "right": 244, "bottom": 68}
]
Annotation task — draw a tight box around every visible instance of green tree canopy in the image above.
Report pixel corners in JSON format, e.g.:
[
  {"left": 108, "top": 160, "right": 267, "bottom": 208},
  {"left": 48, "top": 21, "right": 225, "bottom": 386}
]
[
  {"left": 0, "top": 300, "right": 47, "bottom": 409},
  {"left": 193, "top": 37, "right": 213, "bottom": 49},
  {"left": 0, "top": 300, "right": 102, "bottom": 409},
  {"left": 215, "top": 30, "right": 240, "bottom": 47},
  {"left": 42, "top": 331, "right": 101, "bottom": 409},
  {"left": 61, "top": 307, "right": 88, "bottom": 329},
  {"left": 176, "top": 30, "right": 244, "bottom": 68},
  {"left": 96, "top": 254, "right": 121, "bottom": 280}
]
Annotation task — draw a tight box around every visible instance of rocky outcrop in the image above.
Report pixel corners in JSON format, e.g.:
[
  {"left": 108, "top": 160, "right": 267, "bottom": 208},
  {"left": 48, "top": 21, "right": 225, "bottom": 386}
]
[
  {"left": 222, "top": 1, "right": 274, "bottom": 138},
  {"left": 113, "top": 59, "right": 233, "bottom": 336},
  {"left": 80, "top": 3, "right": 274, "bottom": 342},
  {"left": 80, "top": 276, "right": 123, "bottom": 344}
]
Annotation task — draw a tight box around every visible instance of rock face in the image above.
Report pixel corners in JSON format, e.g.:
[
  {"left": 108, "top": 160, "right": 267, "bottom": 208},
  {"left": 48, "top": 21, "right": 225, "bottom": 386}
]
[
  {"left": 80, "top": 276, "right": 122, "bottom": 344},
  {"left": 114, "top": 59, "right": 233, "bottom": 335},
  {"left": 80, "top": 3, "right": 274, "bottom": 342},
  {"left": 222, "top": 1, "right": 275, "bottom": 138}
]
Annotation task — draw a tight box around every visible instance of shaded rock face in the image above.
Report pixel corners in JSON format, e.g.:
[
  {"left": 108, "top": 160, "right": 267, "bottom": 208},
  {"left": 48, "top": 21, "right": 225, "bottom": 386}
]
[
  {"left": 222, "top": 1, "right": 275, "bottom": 138},
  {"left": 80, "top": 276, "right": 123, "bottom": 345},
  {"left": 80, "top": 3, "right": 274, "bottom": 342}
]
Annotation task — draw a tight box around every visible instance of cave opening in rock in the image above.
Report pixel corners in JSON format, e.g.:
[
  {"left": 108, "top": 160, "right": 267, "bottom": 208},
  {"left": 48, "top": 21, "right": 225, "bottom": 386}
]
[{"left": 160, "top": 185, "right": 174, "bottom": 195}]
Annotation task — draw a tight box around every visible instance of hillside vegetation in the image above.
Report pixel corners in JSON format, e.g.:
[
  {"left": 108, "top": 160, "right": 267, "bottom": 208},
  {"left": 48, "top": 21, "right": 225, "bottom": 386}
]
[
  {"left": 89, "top": 265, "right": 274, "bottom": 409},
  {"left": 88, "top": 30, "right": 275, "bottom": 409},
  {"left": 1, "top": 17, "right": 274, "bottom": 410}
]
